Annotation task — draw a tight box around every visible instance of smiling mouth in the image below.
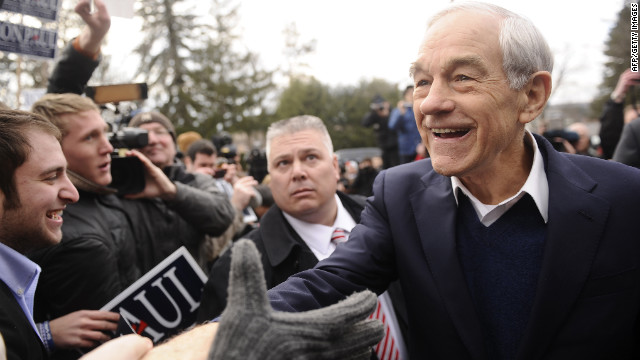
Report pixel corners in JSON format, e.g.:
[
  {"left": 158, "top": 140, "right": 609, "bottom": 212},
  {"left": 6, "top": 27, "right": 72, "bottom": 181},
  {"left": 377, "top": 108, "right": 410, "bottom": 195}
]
[
  {"left": 46, "top": 210, "right": 63, "bottom": 221},
  {"left": 432, "top": 128, "right": 470, "bottom": 139}
]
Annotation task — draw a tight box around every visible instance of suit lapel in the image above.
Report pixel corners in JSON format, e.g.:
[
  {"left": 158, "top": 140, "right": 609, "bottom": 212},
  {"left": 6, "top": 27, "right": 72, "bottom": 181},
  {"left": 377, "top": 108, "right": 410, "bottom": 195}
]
[
  {"left": 410, "top": 171, "right": 488, "bottom": 360},
  {"left": 517, "top": 137, "right": 610, "bottom": 360}
]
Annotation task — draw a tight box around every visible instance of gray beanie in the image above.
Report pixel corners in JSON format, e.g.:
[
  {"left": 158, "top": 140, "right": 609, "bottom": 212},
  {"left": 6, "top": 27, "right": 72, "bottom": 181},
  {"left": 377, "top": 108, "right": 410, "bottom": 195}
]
[{"left": 129, "top": 111, "right": 176, "bottom": 141}]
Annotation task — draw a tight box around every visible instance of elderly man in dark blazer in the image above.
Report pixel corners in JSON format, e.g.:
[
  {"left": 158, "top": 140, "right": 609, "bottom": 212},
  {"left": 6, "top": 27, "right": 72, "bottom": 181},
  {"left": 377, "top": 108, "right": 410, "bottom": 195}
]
[{"left": 266, "top": 2, "right": 640, "bottom": 359}]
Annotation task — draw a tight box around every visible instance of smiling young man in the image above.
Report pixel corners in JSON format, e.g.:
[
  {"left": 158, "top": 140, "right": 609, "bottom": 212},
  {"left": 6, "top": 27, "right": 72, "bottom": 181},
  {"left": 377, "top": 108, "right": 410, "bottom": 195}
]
[{"left": 0, "top": 109, "right": 155, "bottom": 360}]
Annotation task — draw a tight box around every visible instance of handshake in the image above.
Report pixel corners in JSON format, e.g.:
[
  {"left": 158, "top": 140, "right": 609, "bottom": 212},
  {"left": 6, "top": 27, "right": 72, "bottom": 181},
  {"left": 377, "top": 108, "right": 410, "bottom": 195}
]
[
  {"left": 137, "top": 239, "right": 383, "bottom": 360},
  {"left": 208, "top": 239, "right": 384, "bottom": 359}
]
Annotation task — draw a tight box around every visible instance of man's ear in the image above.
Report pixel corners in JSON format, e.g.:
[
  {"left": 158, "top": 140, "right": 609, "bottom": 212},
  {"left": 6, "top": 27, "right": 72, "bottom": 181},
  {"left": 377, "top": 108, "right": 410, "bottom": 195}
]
[
  {"left": 332, "top": 154, "right": 340, "bottom": 182},
  {"left": 519, "top": 71, "right": 552, "bottom": 125}
]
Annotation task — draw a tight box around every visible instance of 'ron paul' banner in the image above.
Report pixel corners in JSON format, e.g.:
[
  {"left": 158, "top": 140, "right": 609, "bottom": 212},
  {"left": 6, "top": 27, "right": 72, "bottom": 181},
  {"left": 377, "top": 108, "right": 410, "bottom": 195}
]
[
  {"left": 1, "top": 0, "right": 60, "bottom": 22},
  {"left": 0, "top": 21, "right": 57, "bottom": 59},
  {"left": 101, "top": 247, "right": 208, "bottom": 344}
]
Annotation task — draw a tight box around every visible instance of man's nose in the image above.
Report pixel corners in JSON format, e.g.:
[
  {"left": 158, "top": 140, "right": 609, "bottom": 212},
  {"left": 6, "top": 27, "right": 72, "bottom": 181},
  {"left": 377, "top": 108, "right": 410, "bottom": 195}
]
[
  {"left": 419, "top": 80, "right": 455, "bottom": 116},
  {"left": 60, "top": 172, "right": 80, "bottom": 204},
  {"left": 291, "top": 160, "right": 307, "bottom": 180}
]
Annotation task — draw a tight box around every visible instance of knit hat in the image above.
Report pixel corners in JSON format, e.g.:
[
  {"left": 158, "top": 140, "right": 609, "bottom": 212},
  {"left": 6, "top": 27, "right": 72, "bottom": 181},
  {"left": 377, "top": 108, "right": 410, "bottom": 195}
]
[{"left": 128, "top": 111, "right": 176, "bottom": 141}]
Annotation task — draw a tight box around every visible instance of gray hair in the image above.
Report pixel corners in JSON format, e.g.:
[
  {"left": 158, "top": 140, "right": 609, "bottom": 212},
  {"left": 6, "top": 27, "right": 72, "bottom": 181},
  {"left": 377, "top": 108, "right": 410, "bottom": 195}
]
[
  {"left": 265, "top": 115, "right": 333, "bottom": 160},
  {"left": 423, "top": 1, "right": 553, "bottom": 90}
]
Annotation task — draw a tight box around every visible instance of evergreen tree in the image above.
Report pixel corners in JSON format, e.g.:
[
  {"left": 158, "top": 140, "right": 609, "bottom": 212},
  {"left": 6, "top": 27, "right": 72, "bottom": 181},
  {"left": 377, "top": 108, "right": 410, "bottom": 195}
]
[
  {"left": 274, "top": 76, "right": 402, "bottom": 150},
  {"left": 592, "top": 1, "right": 637, "bottom": 116},
  {"left": 134, "top": 0, "right": 275, "bottom": 138},
  {"left": 134, "top": 0, "right": 200, "bottom": 128}
]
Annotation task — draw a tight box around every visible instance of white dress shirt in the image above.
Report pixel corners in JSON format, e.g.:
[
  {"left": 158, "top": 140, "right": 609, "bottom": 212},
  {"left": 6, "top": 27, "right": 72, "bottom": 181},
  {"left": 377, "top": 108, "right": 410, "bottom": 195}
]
[{"left": 452, "top": 130, "right": 549, "bottom": 227}]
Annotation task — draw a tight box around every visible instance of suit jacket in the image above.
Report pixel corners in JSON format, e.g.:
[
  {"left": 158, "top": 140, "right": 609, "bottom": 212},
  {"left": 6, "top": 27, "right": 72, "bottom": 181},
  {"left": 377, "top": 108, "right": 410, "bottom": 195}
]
[
  {"left": 197, "top": 192, "right": 409, "bottom": 345},
  {"left": 0, "top": 281, "right": 46, "bottom": 360},
  {"left": 269, "top": 134, "right": 640, "bottom": 359}
]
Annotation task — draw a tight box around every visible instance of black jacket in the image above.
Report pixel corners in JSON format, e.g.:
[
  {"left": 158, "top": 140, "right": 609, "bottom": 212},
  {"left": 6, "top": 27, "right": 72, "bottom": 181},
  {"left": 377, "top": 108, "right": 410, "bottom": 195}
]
[
  {"left": 197, "top": 192, "right": 366, "bottom": 322},
  {"left": 28, "top": 185, "right": 141, "bottom": 360},
  {"left": 0, "top": 281, "right": 46, "bottom": 360},
  {"left": 29, "top": 188, "right": 140, "bottom": 321},
  {"left": 122, "top": 164, "right": 235, "bottom": 273},
  {"left": 47, "top": 39, "right": 100, "bottom": 95},
  {"left": 196, "top": 192, "right": 408, "bottom": 344}
]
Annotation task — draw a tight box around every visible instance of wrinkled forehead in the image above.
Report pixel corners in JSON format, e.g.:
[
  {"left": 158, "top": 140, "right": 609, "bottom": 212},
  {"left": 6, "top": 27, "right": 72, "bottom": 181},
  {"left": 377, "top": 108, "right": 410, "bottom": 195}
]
[{"left": 412, "top": 11, "right": 502, "bottom": 74}]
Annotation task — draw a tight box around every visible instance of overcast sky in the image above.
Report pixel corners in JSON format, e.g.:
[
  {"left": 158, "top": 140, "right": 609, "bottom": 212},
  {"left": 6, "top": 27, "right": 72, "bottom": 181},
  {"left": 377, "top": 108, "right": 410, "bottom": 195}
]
[{"left": 104, "top": 0, "right": 626, "bottom": 106}]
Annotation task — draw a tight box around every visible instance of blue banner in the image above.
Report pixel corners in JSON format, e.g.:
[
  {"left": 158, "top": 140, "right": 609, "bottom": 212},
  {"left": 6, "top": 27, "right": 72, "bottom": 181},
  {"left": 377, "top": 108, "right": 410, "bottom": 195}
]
[
  {"left": 1, "top": 0, "right": 60, "bottom": 22},
  {"left": 0, "top": 21, "right": 57, "bottom": 59}
]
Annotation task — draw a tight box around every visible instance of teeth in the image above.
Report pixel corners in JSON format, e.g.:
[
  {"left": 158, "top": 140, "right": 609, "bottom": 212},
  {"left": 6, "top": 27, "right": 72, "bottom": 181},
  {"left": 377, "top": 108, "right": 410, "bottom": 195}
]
[
  {"left": 46, "top": 210, "right": 63, "bottom": 220},
  {"left": 432, "top": 128, "right": 469, "bottom": 134}
]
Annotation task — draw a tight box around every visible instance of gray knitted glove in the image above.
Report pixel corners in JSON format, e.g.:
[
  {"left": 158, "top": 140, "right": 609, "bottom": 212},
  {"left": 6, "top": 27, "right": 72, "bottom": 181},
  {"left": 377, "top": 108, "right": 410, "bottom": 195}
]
[{"left": 208, "top": 239, "right": 384, "bottom": 360}]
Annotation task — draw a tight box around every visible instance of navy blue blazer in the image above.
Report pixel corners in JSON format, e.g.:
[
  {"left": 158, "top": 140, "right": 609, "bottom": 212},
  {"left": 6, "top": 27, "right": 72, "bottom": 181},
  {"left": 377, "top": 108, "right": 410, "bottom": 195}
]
[{"left": 269, "top": 134, "right": 640, "bottom": 359}]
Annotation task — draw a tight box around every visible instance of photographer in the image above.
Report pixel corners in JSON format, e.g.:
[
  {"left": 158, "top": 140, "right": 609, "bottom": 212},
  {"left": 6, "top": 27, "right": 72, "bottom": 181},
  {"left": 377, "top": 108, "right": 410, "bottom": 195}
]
[
  {"left": 184, "top": 139, "right": 259, "bottom": 263},
  {"left": 389, "top": 86, "right": 422, "bottom": 164},
  {"left": 123, "top": 111, "right": 235, "bottom": 270},
  {"left": 599, "top": 68, "right": 640, "bottom": 159},
  {"left": 362, "top": 95, "right": 399, "bottom": 169}
]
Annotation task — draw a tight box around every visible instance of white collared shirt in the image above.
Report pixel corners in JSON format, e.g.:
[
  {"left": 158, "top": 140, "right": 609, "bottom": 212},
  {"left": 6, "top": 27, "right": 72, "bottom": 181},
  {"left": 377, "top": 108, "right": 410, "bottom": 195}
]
[
  {"left": 451, "top": 130, "right": 549, "bottom": 227},
  {"left": 282, "top": 194, "right": 356, "bottom": 261}
]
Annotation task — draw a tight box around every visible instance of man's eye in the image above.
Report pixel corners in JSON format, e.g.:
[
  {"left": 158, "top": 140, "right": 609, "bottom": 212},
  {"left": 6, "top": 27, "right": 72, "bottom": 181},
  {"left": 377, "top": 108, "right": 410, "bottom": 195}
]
[
  {"left": 455, "top": 74, "right": 472, "bottom": 81},
  {"left": 416, "top": 79, "right": 431, "bottom": 87}
]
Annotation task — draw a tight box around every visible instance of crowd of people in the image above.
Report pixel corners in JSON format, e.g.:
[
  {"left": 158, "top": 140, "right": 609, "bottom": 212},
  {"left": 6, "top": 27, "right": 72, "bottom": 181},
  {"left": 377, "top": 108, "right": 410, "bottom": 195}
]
[{"left": 2, "top": 0, "right": 640, "bottom": 359}]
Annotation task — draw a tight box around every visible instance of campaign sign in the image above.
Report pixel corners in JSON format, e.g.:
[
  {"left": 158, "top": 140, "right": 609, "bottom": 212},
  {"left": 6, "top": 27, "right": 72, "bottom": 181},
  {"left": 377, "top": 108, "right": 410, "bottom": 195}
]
[
  {"left": 0, "top": 21, "right": 57, "bottom": 59},
  {"left": 101, "top": 247, "right": 208, "bottom": 344},
  {"left": 1, "top": 0, "right": 60, "bottom": 22}
]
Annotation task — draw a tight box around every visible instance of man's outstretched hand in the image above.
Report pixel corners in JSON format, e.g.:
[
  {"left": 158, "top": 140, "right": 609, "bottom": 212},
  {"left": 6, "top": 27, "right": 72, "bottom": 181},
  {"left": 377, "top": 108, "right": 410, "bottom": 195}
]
[{"left": 208, "top": 239, "right": 384, "bottom": 360}]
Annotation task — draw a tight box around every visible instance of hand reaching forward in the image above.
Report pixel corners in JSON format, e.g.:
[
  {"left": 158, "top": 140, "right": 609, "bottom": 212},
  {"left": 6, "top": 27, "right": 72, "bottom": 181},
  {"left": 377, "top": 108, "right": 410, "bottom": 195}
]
[
  {"left": 208, "top": 239, "right": 384, "bottom": 360},
  {"left": 49, "top": 310, "right": 119, "bottom": 349}
]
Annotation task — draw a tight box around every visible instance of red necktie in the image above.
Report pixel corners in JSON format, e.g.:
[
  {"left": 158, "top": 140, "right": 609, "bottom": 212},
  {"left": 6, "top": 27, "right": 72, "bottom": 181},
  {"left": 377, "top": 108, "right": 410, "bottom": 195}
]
[
  {"left": 370, "top": 300, "right": 401, "bottom": 360},
  {"left": 331, "top": 228, "right": 349, "bottom": 245}
]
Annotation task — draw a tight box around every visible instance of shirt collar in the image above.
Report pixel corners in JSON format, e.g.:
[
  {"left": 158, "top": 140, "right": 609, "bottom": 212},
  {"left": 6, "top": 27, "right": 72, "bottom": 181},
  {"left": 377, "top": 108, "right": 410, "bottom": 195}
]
[
  {"left": 0, "top": 241, "right": 41, "bottom": 337},
  {"left": 282, "top": 193, "right": 357, "bottom": 261},
  {"left": 451, "top": 130, "right": 549, "bottom": 225},
  {"left": 0, "top": 242, "right": 41, "bottom": 297}
]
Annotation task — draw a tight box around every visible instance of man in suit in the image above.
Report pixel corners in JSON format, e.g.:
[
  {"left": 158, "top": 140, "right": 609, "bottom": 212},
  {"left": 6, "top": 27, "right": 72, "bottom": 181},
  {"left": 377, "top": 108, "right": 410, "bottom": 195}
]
[
  {"left": 0, "top": 110, "right": 152, "bottom": 360},
  {"left": 197, "top": 115, "right": 408, "bottom": 359},
  {"left": 264, "top": 3, "right": 640, "bottom": 359}
]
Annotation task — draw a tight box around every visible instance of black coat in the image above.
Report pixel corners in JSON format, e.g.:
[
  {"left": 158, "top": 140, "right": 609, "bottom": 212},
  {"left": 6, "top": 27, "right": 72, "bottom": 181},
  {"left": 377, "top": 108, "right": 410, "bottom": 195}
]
[
  {"left": 197, "top": 192, "right": 408, "bottom": 340},
  {"left": 29, "top": 190, "right": 140, "bottom": 323}
]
